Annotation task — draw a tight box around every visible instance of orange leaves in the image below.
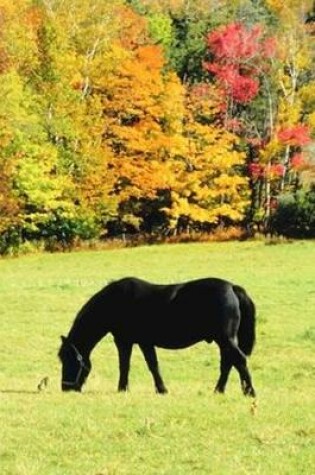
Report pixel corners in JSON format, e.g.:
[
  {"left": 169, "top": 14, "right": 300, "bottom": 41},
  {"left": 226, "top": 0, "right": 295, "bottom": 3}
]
[
  {"left": 277, "top": 124, "right": 312, "bottom": 146},
  {"left": 102, "top": 41, "right": 188, "bottom": 204},
  {"left": 24, "top": 4, "right": 43, "bottom": 30},
  {"left": 101, "top": 33, "right": 249, "bottom": 228},
  {"left": 135, "top": 45, "right": 165, "bottom": 71},
  {"left": 115, "top": 4, "right": 149, "bottom": 50}
]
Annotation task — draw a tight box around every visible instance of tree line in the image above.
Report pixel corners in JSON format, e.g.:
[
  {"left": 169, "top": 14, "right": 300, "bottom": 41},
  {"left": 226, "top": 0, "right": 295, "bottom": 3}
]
[{"left": 0, "top": 0, "right": 314, "bottom": 253}]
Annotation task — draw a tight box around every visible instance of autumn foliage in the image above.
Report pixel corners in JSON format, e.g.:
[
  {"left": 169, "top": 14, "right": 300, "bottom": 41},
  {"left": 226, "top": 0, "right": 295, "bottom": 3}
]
[{"left": 0, "top": 0, "right": 314, "bottom": 252}]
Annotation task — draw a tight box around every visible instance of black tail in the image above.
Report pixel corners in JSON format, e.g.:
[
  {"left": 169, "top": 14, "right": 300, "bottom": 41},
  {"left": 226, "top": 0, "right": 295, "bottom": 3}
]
[{"left": 233, "top": 285, "right": 256, "bottom": 356}]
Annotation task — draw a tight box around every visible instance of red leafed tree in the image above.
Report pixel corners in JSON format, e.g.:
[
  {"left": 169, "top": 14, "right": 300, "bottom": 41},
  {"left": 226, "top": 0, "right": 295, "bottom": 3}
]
[
  {"left": 206, "top": 63, "right": 259, "bottom": 104},
  {"left": 204, "top": 22, "right": 276, "bottom": 109}
]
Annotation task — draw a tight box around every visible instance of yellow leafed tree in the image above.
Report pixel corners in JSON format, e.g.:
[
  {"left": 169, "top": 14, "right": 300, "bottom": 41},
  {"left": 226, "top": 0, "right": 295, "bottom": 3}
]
[{"left": 165, "top": 84, "right": 249, "bottom": 231}]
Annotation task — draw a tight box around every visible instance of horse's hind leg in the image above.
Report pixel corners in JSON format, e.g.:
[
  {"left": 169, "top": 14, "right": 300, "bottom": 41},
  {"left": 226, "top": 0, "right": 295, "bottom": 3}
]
[
  {"left": 235, "top": 354, "right": 256, "bottom": 397},
  {"left": 214, "top": 347, "right": 233, "bottom": 394},
  {"left": 115, "top": 338, "right": 133, "bottom": 392},
  {"left": 139, "top": 344, "right": 168, "bottom": 394},
  {"left": 216, "top": 340, "right": 256, "bottom": 397}
]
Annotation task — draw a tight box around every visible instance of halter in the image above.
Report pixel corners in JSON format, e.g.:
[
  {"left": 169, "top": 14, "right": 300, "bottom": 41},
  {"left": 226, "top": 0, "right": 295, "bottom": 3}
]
[{"left": 62, "top": 343, "right": 90, "bottom": 388}]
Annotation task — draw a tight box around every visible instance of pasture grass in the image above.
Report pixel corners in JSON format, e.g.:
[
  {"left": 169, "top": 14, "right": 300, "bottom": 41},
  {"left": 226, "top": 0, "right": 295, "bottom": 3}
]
[{"left": 1, "top": 240, "right": 315, "bottom": 474}]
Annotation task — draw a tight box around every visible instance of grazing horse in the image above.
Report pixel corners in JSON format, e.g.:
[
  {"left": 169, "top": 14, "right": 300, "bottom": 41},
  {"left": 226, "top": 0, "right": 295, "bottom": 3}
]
[{"left": 58, "top": 277, "right": 256, "bottom": 397}]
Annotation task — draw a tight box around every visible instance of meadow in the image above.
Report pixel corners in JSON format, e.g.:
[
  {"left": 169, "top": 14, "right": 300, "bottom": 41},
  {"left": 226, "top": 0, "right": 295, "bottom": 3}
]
[{"left": 1, "top": 240, "right": 314, "bottom": 475}]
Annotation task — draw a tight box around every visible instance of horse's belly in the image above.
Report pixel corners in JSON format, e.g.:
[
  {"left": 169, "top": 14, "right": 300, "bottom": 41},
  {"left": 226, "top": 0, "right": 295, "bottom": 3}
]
[
  {"left": 139, "top": 324, "right": 208, "bottom": 349},
  {"left": 154, "top": 337, "right": 203, "bottom": 349}
]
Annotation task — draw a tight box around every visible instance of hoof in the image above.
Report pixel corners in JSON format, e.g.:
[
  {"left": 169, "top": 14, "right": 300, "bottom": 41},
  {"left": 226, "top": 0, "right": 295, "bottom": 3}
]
[
  {"left": 244, "top": 387, "right": 256, "bottom": 398},
  {"left": 156, "top": 387, "right": 168, "bottom": 395},
  {"left": 214, "top": 387, "right": 225, "bottom": 395}
]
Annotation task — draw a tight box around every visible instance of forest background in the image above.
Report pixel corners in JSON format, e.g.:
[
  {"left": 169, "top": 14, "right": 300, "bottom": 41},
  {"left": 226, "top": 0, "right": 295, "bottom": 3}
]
[{"left": 0, "top": 0, "right": 314, "bottom": 254}]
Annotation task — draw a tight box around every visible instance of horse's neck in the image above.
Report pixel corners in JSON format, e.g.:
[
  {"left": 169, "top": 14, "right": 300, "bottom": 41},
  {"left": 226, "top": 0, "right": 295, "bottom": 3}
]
[
  {"left": 68, "top": 289, "right": 112, "bottom": 357},
  {"left": 68, "top": 318, "right": 105, "bottom": 358}
]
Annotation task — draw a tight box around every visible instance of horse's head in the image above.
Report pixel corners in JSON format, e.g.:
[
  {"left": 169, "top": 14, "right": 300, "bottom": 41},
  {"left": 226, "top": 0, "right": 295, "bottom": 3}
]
[{"left": 58, "top": 336, "right": 91, "bottom": 392}]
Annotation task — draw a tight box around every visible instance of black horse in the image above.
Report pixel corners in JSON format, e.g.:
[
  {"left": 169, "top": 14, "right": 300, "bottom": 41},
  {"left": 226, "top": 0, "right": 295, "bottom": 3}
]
[{"left": 58, "top": 277, "right": 256, "bottom": 397}]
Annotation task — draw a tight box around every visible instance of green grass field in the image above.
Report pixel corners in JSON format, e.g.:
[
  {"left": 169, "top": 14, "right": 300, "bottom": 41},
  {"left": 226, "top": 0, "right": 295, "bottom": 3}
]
[{"left": 1, "top": 240, "right": 315, "bottom": 474}]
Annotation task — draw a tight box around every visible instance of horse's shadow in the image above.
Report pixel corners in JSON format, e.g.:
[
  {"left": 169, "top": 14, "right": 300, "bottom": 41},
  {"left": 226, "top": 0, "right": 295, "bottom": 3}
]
[{"left": 0, "top": 389, "right": 41, "bottom": 395}]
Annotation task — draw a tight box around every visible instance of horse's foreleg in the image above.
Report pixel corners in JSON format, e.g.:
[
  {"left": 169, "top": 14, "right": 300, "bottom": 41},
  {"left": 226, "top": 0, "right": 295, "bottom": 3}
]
[
  {"left": 115, "top": 338, "right": 133, "bottom": 392},
  {"left": 139, "top": 344, "right": 168, "bottom": 394}
]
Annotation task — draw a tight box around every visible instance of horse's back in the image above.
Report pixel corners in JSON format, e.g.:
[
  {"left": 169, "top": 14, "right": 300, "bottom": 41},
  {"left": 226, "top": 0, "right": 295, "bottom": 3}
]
[
  {"left": 110, "top": 276, "right": 235, "bottom": 312},
  {"left": 105, "top": 276, "right": 239, "bottom": 348}
]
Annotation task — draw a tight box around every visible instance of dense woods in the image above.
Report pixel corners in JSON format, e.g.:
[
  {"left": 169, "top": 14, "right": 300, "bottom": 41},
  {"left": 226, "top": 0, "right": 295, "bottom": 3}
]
[{"left": 0, "top": 0, "right": 314, "bottom": 253}]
